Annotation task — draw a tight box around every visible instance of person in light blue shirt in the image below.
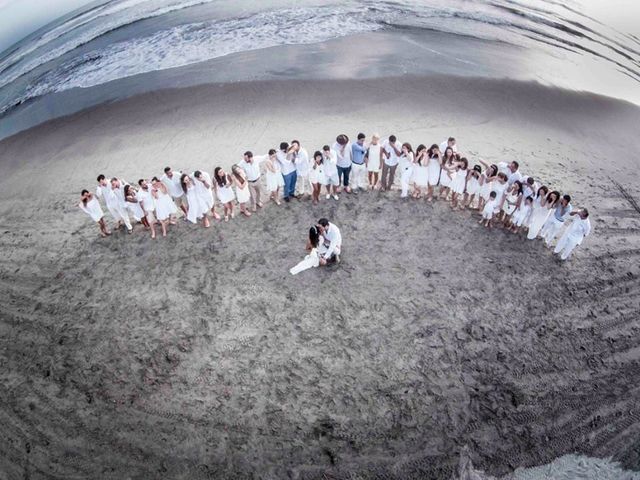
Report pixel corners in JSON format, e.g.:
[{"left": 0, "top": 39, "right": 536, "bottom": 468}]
[{"left": 350, "top": 133, "right": 367, "bottom": 192}]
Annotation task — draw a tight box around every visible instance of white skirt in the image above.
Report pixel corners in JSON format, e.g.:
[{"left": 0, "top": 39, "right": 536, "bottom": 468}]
[
  {"left": 217, "top": 185, "right": 235, "bottom": 204},
  {"left": 480, "top": 180, "right": 493, "bottom": 201},
  {"left": 156, "top": 192, "right": 178, "bottom": 221},
  {"left": 266, "top": 171, "right": 283, "bottom": 192},
  {"left": 126, "top": 201, "right": 145, "bottom": 222},
  {"left": 451, "top": 170, "right": 467, "bottom": 194},
  {"left": 186, "top": 188, "right": 206, "bottom": 223},
  {"left": 527, "top": 205, "right": 551, "bottom": 239},
  {"left": 236, "top": 184, "right": 250, "bottom": 203},
  {"left": 466, "top": 178, "right": 480, "bottom": 195},
  {"left": 413, "top": 165, "right": 429, "bottom": 187},
  {"left": 81, "top": 198, "right": 104, "bottom": 222},
  {"left": 427, "top": 162, "right": 441, "bottom": 186},
  {"left": 439, "top": 169, "right": 452, "bottom": 188},
  {"left": 309, "top": 165, "right": 324, "bottom": 184}
]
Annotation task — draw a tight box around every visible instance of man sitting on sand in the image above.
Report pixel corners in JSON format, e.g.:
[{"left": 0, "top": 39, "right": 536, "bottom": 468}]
[{"left": 317, "top": 218, "right": 342, "bottom": 265}]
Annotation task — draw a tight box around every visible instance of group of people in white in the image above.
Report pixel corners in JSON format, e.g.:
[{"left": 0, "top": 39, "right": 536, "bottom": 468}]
[{"left": 79, "top": 133, "right": 591, "bottom": 262}]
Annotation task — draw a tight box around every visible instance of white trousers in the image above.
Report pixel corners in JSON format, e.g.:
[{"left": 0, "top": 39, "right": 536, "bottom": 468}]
[
  {"left": 554, "top": 236, "right": 580, "bottom": 260},
  {"left": 109, "top": 204, "right": 132, "bottom": 230},
  {"left": 541, "top": 217, "right": 563, "bottom": 246},
  {"left": 400, "top": 167, "right": 413, "bottom": 197},
  {"left": 351, "top": 163, "right": 367, "bottom": 190},
  {"left": 290, "top": 250, "right": 320, "bottom": 275},
  {"left": 296, "top": 174, "right": 310, "bottom": 196}
]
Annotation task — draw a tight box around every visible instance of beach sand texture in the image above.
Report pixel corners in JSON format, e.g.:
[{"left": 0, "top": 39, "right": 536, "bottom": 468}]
[{"left": 0, "top": 76, "right": 639, "bottom": 479}]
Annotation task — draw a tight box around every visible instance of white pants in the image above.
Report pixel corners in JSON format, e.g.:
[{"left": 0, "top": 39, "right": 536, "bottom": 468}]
[
  {"left": 554, "top": 236, "right": 580, "bottom": 260},
  {"left": 110, "top": 205, "right": 132, "bottom": 230},
  {"left": 290, "top": 250, "right": 320, "bottom": 275},
  {"left": 296, "top": 174, "right": 310, "bottom": 196},
  {"left": 541, "top": 217, "right": 564, "bottom": 246},
  {"left": 351, "top": 163, "right": 367, "bottom": 190},
  {"left": 400, "top": 167, "right": 413, "bottom": 197}
]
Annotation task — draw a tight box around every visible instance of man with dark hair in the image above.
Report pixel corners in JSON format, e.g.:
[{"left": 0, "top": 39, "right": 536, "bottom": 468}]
[
  {"left": 161, "top": 166, "right": 190, "bottom": 216},
  {"left": 381, "top": 134, "right": 401, "bottom": 191},
  {"left": 542, "top": 194, "right": 572, "bottom": 246},
  {"left": 276, "top": 141, "right": 297, "bottom": 202},
  {"left": 317, "top": 218, "right": 342, "bottom": 265},
  {"left": 554, "top": 208, "right": 591, "bottom": 260},
  {"left": 291, "top": 140, "right": 310, "bottom": 198},
  {"left": 241, "top": 150, "right": 267, "bottom": 211},
  {"left": 439, "top": 137, "right": 457, "bottom": 154},
  {"left": 351, "top": 132, "right": 367, "bottom": 192},
  {"left": 498, "top": 160, "right": 523, "bottom": 186},
  {"left": 333, "top": 134, "right": 353, "bottom": 194}
]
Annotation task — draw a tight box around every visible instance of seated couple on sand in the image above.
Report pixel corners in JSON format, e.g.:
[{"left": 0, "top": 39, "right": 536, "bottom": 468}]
[{"left": 290, "top": 218, "right": 342, "bottom": 275}]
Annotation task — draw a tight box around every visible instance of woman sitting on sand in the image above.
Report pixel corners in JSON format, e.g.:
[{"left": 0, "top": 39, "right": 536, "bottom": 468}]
[
  {"left": 79, "top": 189, "right": 111, "bottom": 237},
  {"left": 290, "top": 226, "right": 323, "bottom": 275}
]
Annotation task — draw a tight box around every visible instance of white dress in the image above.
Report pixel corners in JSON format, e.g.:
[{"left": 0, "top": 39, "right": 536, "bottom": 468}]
[
  {"left": 527, "top": 198, "right": 552, "bottom": 239},
  {"left": 266, "top": 161, "right": 283, "bottom": 192},
  {"left": 451, "top": 169, "right": 467, "bottom": 194},
  {"left": 155, "top": 188, "right": 178, "bottom": 221},
  {"left": 439, "top": 163, "right": 453, "bottom": 188},
  {"left": 216, "top": 178, "right": 236, "bottom": 204},
  {"left": 466, "top": 176, "right": 480, "bottom": 196},
  {"left": 513, "top": 204, "right": 532, "bottom": 227},
  {"left": 185, "top": 183, "right": 206, "bottom": 223},
  {"left": 480, "top": 176, "right": 493, "bottom": 201},
  {"left": 413, "top": 162, "right": 429, "bottom": 187},
  {"left": 126, "top": 195, "right": 145, "bottom": 222},
  {"left": 492, "top": 181, "right": 508, "bottom": 203},
  {"left": 367, "top": 144, "right": 381, "bottom": 172},
  {"left": 502, "top": 192, "right": 519, "bottom": 215},
  {"left": 235, "top": 178, "right": 251, "bottom": 204},
  {"left": 290, "top": 248, "right": 321, "bottom": 275},
  {"left": 194, "top": 172, "right": 215, "bottom": 210},
  {"left": 80, "top": 197, "right": 104, "bottom": 222},
  {"left": 427, "top": 156, "right": 441, "bottom": 186},
  {"left": 309, "top": 163, "right": 325, "bottom": 185}
]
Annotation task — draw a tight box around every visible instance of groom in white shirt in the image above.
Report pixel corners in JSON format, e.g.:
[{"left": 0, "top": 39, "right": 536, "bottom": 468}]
[{"left": 317, "top": 217, "right": 342, "bottom": 265}]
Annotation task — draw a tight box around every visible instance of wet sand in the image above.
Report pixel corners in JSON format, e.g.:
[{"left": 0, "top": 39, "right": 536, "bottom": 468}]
[{"left": 0, "top": 76, "right": 639, "bottom": 479}]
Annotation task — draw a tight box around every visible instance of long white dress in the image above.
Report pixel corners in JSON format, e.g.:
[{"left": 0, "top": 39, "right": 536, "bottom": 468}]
[
  {"left": 513, "top": 204, "right": 532, "bottom": 227},
  {"left": 439, "top": 163, "right": 453, "bottom": 188},
  {"left": 527, "top": 197, "right": 552, "bottom": 239},
  {"left": 155, "top": 188, "right": 178, "bottom": 221},
  {"left": 451, "top": 168, "right": 467, "bottom": 194},
  {"left": 193, "top": 172, "right": 215, "bottom": 211},
  {"left": 185, "top": 182, "right": 206, "bottom": 223},
  {"left": 126, "top": 194, "right": 145, "bottom": 222},
  {"left": 80, "top": 197, "right": 104, "bottom": 222},
  {"left": 466, "top": 175, "right": 480, "bottom": 196},
  {"left": 367, "top": 144, "right": 381, "bottom": 172},
  {"left": 480, "top": 175, "right": 493, "bottom": 201},
  {"left": 427, "top": 156, "right": 441, "bottom": 186},
  {"left": 235, "top": 178, "right": 251, "bottom": 204},
  {"left": 309, "top": 163, "right": 325, "bottom": 185},
  {"left": 290, "top": 235, "right": 325, "bottom": 275},
  {"left": 413, "top": 161, "right": 429, "bottom": 187}
]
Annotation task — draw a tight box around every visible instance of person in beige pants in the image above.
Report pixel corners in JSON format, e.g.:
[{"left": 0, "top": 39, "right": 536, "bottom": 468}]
[{"left": 240, "top": 151, "right": 267, "bottom": 212}]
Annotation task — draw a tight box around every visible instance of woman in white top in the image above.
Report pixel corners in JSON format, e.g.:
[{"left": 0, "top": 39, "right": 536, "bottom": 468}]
[
  {"left": 123, "top": 184, "right": 148, "bottom": 231},
  {"left": 412, "top": 144, "right": 429, "bottom": 198},
  {"left": 426, "top": 144, "right": 442, "bottom": 202},
  {"left": 439, "top": 146, "right": 456, "bottom": 200},
  {"left": 500, "top": 180, "right": 523, "bottom": 227},
  {"left": 264, "top": 148, "right": 282, "bottom": 206},
  {"left": 450, "top": 156, "right": 468, "bottom": 210},
  {"left": 477, "top": 163, "right": 498, "bottom": 213},
  {"left": 181, "top": 173, "right": 210, "bottom": 228},
  {"left": 214, "top": 167, "right": 236, "bottom": 221},
  {"left": 528, "top": 188, "right": 558, "bottom": 240},
  {"left": 152, "top": 178, "right": 178, "bottom": 236},
  {"left": 232, "top": 164, "right": 252, "bottom": 217},
  {"left": 399, "top": 142, "right": 415, "bottom": 198},
  {"left": 308, "top": 150, "right": 325, "bottom": 205},
  {"left": 465, "top": 165, "right": 482, "bottom": 209},
  {"left": 79, "top": 189, "right": 110, "bottom": 237},
  {"left": 366, "top": 134, "right": 382, "bottom": 190},
  {"left": 290, "top": 226, "right": 324, "bottom": 275}
]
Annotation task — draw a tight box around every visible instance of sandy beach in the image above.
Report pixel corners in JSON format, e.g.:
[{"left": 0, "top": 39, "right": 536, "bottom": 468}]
[{"left": 1, "top": 75, "right": 640, "bottom": 479}]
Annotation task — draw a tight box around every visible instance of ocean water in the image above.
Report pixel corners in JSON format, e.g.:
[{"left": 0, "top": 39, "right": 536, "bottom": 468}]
[{"left": 0, "top": 0, "right": 638, "bottom": 139}]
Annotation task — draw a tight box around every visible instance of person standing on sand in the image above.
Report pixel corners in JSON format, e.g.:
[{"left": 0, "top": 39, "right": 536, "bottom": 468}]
[
  {"left": 554, "top": 208, "right": 591, "bottom": 260},
  {"left": 412, "top": 144, "right": 429, "bottom": 199},
  {"left": 276, "top": 142, "right": 297, "bottom": 202},
  {"left": 152, "top": 177, "right": 178, "bottom": 237},
  {"left": 231, "top": 164, "right": 252, "bottom": 217},
  {"left": 79, "top": 189, "right": 110, "bottom": 237},
  {"left": 110, "top": 177, "right": 133, "bottom": 233},
  {"left": 399, "top": 142, "right": 415, "bottom": 198},
  {"left": 381, "top": 134, "right": 401, "bottom": 191},
  {"left": 498, "top": 160, "right": 523, "bottom": 186},
  {"left": 425, "top": 144, "right": 442, "bottom": 202},
  {"left": 479, "top": 191, "right": 498, "bottom": 228},
  {"left": 214, "top": 167, "right": 236, "bottom": 221},
  {"left": 265, "top": 148, "right": 283, "bottom": 205},
  {"left": 161, "top": 167, "right": 191, "bottom": 217},
  {"left": 351, "top": 133, "right": 368, "bottom": 192},
  {"left": 333, "top": 134, "right": 353, "bottom": 194},
  {"left": 240, "top": 151, "right": 266, "bottom": 212},
  {"left": 181, "top": 173, "right": 210, "bottom": 228},
  {"left": 193, "top": 170, "right": 216, "bottom": 221},
  {"left": 317, "top": 217, "right": 342, "bottom": 265},
  {"left": 292, "top": 140, "right": 310, "bottom": 198},
  {"left": 541, "top": 194, "right": 572, "bottom": 246},
  {"left": 96, "top": 174, "right": 120, "bottom": 227},
  {"left": 366, "top": 134, "right": 382, "bottom": 190},
  {"left": 309, "top": 151, "right": 325, "bottom": 205},
  {"left": 322, "top": 145, "right": 340, "bottom": 201}
]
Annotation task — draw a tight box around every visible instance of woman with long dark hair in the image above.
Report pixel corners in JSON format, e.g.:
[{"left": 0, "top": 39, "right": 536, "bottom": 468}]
[
  {"left": 526, "top": 185, "right": 550, "bottom": 239},
  {"left": 214, "top": 167, "right": 236, "bottom": 221},
  {"left": 426, "top": 143, "right": 441, "bottom": 202},
  {"left": 182, "top": 173, "right": 210, "bottom": 228},
  {"left": 290, "top": 226, "right": 323, "bottom": 275}
]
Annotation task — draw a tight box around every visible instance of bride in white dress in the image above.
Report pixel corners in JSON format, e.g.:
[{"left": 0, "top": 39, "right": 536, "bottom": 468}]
[{"left": 290, "top": 226, "right": 324, "bottom": 275}]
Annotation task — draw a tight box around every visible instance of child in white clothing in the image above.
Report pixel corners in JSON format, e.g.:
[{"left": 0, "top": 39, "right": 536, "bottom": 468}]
[{"left": 480, "top": 191, "right": 498, "bottom": 228}]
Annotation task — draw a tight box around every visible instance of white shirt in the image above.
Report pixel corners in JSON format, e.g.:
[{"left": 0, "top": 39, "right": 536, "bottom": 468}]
[
  {"left": 295, "top": 148, "right": 310, "bottom": 176},
  {"left": 483, "top": 199, "right": 498, "bottom": 216},
  {"left": 161, "top": 172, "right": 184, "bottom": 198},
  {"left": 439, "top": 140, "right": 458, "bottom": 154},
  {"left": 565, "top": 217, "right": 591, "bottom": 244},
  {"left": 383, "top": 140, "right": 401, "bottom": 167},
  {"left": 96, "top": 183, "right": 110, "bottom": 202},
  {"left": 276, "top": 150, "right": 296, "bottom": 175},
  {"left": 498, "top": 162, "right": 523, "bottom": 186},
  {"left": 323, "top": 222, "right": 342, "bottom": 259},
  {"left": 333, "top": 142, "right": 352, "bottom": 169},
  {"left": 137, "top": 187, "right": 155, "bottom": 212},
  {"left": 241, "top": 154, "right": 268, "bottom": 182},
  {"left": 323, "top": 149, "right": 338, "bottom": 176}
]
